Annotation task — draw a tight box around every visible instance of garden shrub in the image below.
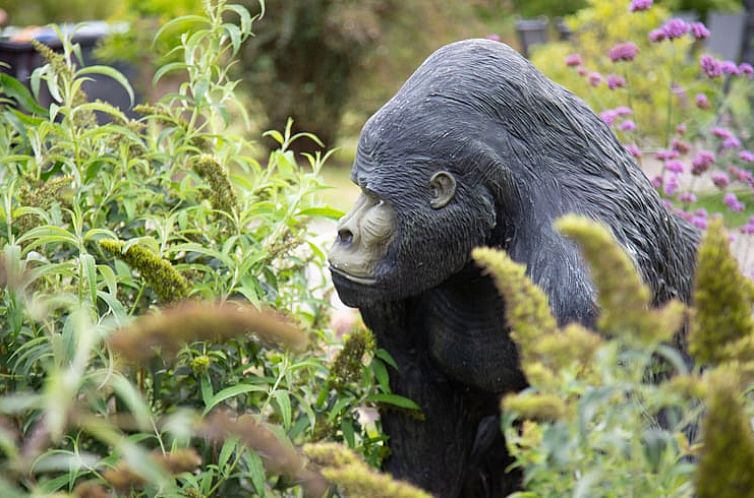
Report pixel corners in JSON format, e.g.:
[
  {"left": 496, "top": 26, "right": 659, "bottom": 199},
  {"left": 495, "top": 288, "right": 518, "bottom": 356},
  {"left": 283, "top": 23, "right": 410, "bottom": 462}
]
[
  {"left": 474, "top": 215, "right": 754, "bottom": 497},
  {"left": 0, "top": 1, "right": 412, "bottom": 495}
]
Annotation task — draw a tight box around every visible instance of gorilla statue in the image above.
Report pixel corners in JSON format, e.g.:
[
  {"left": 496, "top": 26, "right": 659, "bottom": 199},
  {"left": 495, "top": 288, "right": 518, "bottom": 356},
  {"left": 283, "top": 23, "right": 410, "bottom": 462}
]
[{"left": 328, "top": 39, "right": 699, "bottom": 497}]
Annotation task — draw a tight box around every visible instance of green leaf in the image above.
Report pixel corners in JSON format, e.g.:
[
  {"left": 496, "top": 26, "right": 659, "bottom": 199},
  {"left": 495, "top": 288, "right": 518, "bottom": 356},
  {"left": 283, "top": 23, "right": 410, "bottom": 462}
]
[
  {"left": 341, "top": 417, "right": 355, "bottom": 448},
  {"left": 153, "top": 62, "right": 188, "bottom": 86},
  {"left": 273, "top": 390, "right": 291, "bottom": 429},
  {"left": 246, "top": 451, "right": 266, "bottom": 498},
  {"left": 225, "top": 4, "right": 253, "bottom": 35},
  {"left": 202, "top": 384, "right": 267, "bottom": 415},
  {"left": 153, "top": 15, "right": 210, "bottom": 45},
  {"left": 76, "top": 65, "right": 135, "bottom": 106},
  {"left": 0, "top": 73, "right": 47, "bottom": 115},
  {"left": 366, "top": 393, "right": 422, "bottom": 411},
  {"left": 297, "top": 206, "right": 344, "bottom": 219},
  {"left": 81, "top": 253, "right": 98, "bottom": 305}
]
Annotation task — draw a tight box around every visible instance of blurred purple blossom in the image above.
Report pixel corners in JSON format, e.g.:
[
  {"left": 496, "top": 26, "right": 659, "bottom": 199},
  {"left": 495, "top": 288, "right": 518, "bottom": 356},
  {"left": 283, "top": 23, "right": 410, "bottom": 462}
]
[
  {"left": 600, "top": 109, "right": 618, "bottom": 125},
  {"left": 651, "top": 175, "right": 664, "bottom": 188},
  {"left": 606, "top": 74, "right": 626, "bottom": 89},
  {"left": 723, "top": 136, "right": 742, "bottom": 149},
  {"left": 711, "top": 171, "right": 730, "bottom": 189},
  {"left": 625, "top": 143, "right": 642, "bottom": 158},
  {"left": 691, "top": 214, "right": 708, "bottom": 229},
  {"left": 679, "top": 191, "right": 697, "bottom": 203},
  {"left": 486, "top": 34, "right": 501, "bottom": 41},
  {"left": 665, "top": 160, "right": 684, "bottom": 173},
  {"left": 608, "top": 42, "right": 639, "bottom": 62},
  {"left": 740, "top": 63, "right": 754, "bottom": 77},
  {"left": 689, "top": 22, "right": 710, "bottom": 40},
  {"left": 721, "top": 60, "right": 740, "bottom": 75},
  {"left": 589, "top": 72, "right": 603, "bottom": 87},
  {"left": 630, "top": 0, "right": 653, "bottom": 11},
  {"left": 619, "top": 120, "right": 637, "bottom": 131},
  {"left": 656, "top": 149, "right": 680, "bottom": 161},
  {"left": 724, "top": 192, "right": 745, "bottom": 212},
  {"left": 676, "top": 123, "right": 687, "bottom": 135},
  {"left": 739, "top": 150, "right": 754, "bottom": 163},
  {"left": 664, "top": 175, "right": 680, "bottom": 195},
  {"left": 672, "top": 139, "right": 689, "bottom": 154},
  {"left": 700, "top": 55, "right": 723, "bottom": 78},
  {"left": 565, "top": 53, "right": 582, "bottom": 66},
  {"left": 662, "top": 18, "right": 690, "bottom": 39},
  {"left": 649, "top": 29, "right": 666, "bottom": 42},
  {"left": 712, "top": 127, "right": 733, "bottom": 139},
  {"left": 691, "top": 150, "right": 715, "bottom": 175},
  {"left": 695, "top": 93, "right": 710, "bottom": 109},
  {"left": 615, "top": 106, "right": 633, "bottom": 116}
]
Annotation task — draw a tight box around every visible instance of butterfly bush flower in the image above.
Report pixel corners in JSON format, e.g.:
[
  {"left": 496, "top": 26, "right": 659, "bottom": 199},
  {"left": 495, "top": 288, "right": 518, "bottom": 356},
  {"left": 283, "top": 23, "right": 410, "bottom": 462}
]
[
  {"left": 565, "top": 53, "right": 582, "bottom": 66},
  {"left": 711, "top": 171, "right": 730, "bottom": 189},
  {"left": 662, "top": 18, "right": 690, "bottom": 39},
  {"left": 619, "top": 120, "right": 637, "bottom": 131},
  {"left": 724, "top": 192, "right": 745, "bottom": 212},
  {"left": 625, "top": 143, "right": 642, "bottom": 158},
  {"left": 589, "top": 72, "right": 603, "bottom": 87},
  {"left": 739, "top": 150, "right": 754, "bottom": 163},
  {"left": 689, "top": 22, "right": 710, "bottom": 40},
  {"left": 679, "top": 191, "right": 697, "bottom": 203},
  {"left": 666, "top": 160, "right": 684, "bottom": 173},
  {"left": 606, "top": 74, "right": 626, "bottom": 89},
  {"left": 649, "top": 29, "right": 666, "bottom": 42},
  {"left": 608, "top": 42, "right": 639, "bottom": 62},
  {"left": 630, "top": 0, "right": 653, "bottom": 11},
  {"left": 695, "top": 93, "right": 710, "bottom": 108},
  {"left": 692, "top": 150, "right": 715, "bottom": 175},
  {"left": 701, "top": 55, "right": 723, "bottom": 78}
]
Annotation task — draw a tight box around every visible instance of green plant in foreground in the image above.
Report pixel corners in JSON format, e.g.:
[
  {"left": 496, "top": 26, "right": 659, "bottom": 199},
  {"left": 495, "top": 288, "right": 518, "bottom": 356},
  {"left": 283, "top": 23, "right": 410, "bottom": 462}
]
[
  {"left": 474, "top": 215, "right": 754, "bottom": 497},
  {"left": 0, "top": 0, "right": 400, "bottom": 495}
]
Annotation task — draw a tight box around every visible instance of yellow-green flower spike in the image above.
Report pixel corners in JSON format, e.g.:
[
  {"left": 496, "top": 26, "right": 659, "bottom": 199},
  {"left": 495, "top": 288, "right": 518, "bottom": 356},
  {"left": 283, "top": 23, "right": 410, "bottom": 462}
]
[
  {"left": 99, "top": 239, "right": 190, "bottom": 304},
  {"left": 472, "top": 247, "right": 557, "bottom": 360},
  {"left": 696, "top": 368, "right": 754, "bottom": 498},
  {"left": 191, "top": 155, "right": 238, "bottom": 213},
  {"left": 689, "top": 219, "right": 754, "bottom": 365},
  {"left": 555, "top": 215, "right": 657, "bottom": 345},
  {"left": 502, "top": 392, "right": 566, "bottom": 422},
  {"left": 329, "top": 329, "right": 375, "bottom": 389}
]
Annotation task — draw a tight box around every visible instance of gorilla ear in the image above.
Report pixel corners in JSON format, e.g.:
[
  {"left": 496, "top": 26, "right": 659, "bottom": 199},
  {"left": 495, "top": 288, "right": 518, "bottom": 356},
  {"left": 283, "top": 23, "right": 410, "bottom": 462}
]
[{"left": 429, "top": 171, "right": 457, "bottom": 209}]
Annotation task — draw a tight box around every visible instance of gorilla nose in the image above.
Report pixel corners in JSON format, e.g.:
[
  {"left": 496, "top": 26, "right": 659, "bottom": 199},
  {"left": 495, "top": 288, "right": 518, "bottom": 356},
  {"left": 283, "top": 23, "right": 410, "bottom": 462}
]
[{"left": 337, "top": 228, "right": 354, "bottom": 245}]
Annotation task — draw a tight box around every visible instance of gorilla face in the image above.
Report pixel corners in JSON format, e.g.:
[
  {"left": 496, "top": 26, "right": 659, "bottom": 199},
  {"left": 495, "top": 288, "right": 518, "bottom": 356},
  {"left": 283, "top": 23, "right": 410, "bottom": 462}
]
[{"left": 328, "top": 142, "right": 497, "bottom": 308}]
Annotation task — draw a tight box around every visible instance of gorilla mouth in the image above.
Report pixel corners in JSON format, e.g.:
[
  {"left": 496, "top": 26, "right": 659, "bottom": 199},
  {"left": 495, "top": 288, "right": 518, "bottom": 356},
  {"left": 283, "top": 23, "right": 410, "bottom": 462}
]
[{"left": 329, "top": 265, "right": 378, "bottom": 285}]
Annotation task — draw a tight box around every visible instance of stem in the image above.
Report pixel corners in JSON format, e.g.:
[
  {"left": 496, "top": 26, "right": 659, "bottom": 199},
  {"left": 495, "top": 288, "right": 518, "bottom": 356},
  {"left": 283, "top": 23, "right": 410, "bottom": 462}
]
[{"left": 664, "top": 42, "right": 677, "bottom": 148}]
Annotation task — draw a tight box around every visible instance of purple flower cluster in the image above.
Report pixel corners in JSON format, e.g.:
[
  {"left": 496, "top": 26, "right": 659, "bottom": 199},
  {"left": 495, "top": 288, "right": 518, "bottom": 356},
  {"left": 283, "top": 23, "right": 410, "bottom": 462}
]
[
  {"left": 700, "top": 55, "right": 754, "bottom": 79},
  {"left": 629, "top": 0, "right": 653, "bottom": 12},
  {"left": 664, "top": 174, "right": 680, "bottom": 195},
  {"left": 600, "top": 106, "right": 632, "bottom": 126},
  {"left": 724, "top": 192, "right": 745, "bottom": 212},
  {"left": 565, "top": 53, "right": 582, "bottom": 67},
  {"left": 741, "top": 216, "right": 754, "bottom": 235},
  {"left": 589, "top": 72, "right": 603, "bottom": 87},
  {"left": 607, "top": 74, "right": 626, "bottom": 90},
  {"left": 740, "top": 150, "right": 754, "bottom": 163},
  {"left": 608, "top": 42, "right": 639, "bottom": 62},
  {"left": 711, "top": 171, "right": 730, "bottom": 189},
  {"left": 486, "top": 34, "right": 501, "bottom": 42},
  {"left": 689, "top": 209, "right": 708, "bottom": 229},
  {"left": 679, "top": 191, "right": 697, "bottom": 203},
  {"left": 665, "top": 160, "right": 684, "bottom": 173},
  {"left": 625, "top": 143, "right": 642, "bottom": 158},
  {"left": 662, "top": 19, "right": 690, "bottom": 39},
  {"left": 711, "top": 127, "right": 741, "bottom": 149},
  {"left": 619, "top": 120, "right": 637, "bottom": 132},
  {"left": 691, "top": 150, "right": 715, "bottom": 175},
  {"left": 689, "top": 22, "right": 710, "bottom": 40},
  {"left": 695, "top": 93, "right": 710, "bottom": 109},
  {"left": 656, "top": 149, "right": 680, "bottom": 161}
]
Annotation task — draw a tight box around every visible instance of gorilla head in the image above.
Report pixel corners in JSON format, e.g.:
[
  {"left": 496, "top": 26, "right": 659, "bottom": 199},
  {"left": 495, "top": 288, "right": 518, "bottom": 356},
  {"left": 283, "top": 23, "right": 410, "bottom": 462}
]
[{"left": 329, "top": 39, "right": 697, "bottom": 313}]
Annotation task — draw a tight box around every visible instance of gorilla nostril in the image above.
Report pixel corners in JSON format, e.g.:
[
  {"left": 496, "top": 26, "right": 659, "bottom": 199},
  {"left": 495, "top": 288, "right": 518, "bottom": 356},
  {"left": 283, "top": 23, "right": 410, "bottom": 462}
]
[{"left": 338, "top": 228, "right": 354, "bottom": 245}]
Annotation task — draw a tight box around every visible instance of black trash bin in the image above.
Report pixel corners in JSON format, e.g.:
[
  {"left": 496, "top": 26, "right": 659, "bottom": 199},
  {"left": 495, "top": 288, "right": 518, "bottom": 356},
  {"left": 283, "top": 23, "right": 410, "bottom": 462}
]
[{"left": 0, "top": 22, "right": 139, "bottom": 119}]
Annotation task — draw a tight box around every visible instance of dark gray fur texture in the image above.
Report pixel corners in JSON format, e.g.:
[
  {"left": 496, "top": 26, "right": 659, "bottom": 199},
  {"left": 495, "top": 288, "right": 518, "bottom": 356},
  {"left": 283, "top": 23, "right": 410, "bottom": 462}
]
[{"left": 331, "top": 39, "right": 699, "bottom": 497}]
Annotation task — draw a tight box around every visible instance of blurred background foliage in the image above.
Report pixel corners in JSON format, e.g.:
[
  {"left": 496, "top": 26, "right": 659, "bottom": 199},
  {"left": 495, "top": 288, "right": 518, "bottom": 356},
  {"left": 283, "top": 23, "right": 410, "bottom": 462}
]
[{"left": 0, "top": 0, "right": 747, "bottom": 158}]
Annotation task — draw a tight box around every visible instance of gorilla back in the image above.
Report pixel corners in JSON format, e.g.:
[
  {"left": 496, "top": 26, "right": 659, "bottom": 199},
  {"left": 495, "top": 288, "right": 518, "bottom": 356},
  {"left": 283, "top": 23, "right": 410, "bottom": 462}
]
[{"left": 328, "top": 39, "right": 699, "bottom": 497}]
